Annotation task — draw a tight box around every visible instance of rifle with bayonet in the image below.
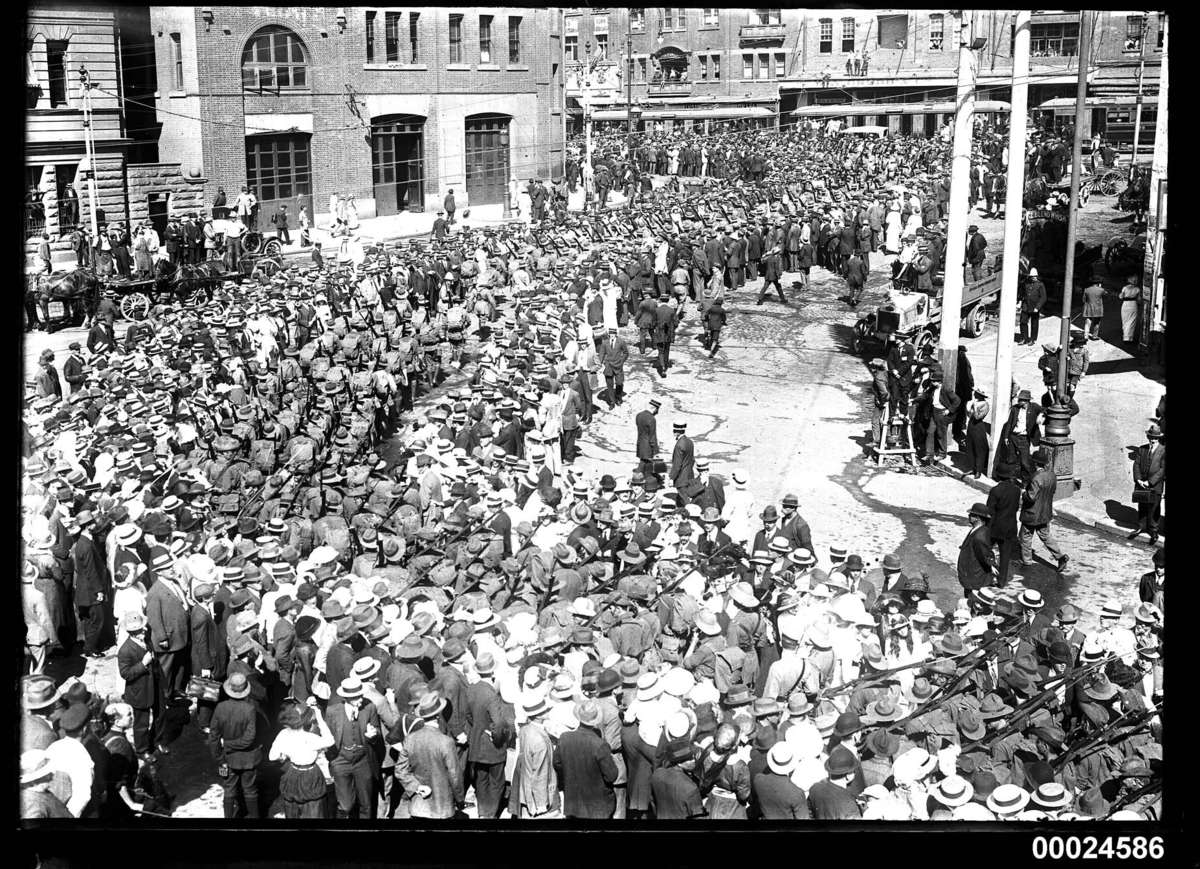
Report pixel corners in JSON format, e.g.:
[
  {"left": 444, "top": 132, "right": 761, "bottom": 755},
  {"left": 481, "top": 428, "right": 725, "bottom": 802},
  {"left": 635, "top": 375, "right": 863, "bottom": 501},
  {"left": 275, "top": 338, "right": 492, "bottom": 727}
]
[{"left": 1052, "top": 704, "right": 1160, "bottom": 772}]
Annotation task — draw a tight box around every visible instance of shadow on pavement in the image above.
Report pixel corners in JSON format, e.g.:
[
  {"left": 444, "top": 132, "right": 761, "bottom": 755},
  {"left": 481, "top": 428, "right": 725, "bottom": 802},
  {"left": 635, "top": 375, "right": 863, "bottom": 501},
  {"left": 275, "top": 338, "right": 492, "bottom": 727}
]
[{"left": 1104, "top": 499, "right": 1139, "bottom": 529}]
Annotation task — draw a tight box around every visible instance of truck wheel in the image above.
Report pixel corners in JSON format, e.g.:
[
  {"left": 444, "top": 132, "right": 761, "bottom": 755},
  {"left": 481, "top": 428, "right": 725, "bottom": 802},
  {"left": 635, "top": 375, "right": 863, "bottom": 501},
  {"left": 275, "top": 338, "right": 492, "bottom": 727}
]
[{"left": 965, "top": 304, "right": 987, "bottom": 338}]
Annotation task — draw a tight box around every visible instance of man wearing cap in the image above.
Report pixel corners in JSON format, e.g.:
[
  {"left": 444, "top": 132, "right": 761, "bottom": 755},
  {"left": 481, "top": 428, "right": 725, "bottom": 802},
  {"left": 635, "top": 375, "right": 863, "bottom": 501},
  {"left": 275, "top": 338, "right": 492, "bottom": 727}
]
[
  {"left": 669, "top": 421, "right": 695, "bottom": 491},
  {"left": 1129, "top": 424, "right": 1165, "bottom": 544},
  {"left": 635, "top": 399, "right": 661, "bottom": 485}
]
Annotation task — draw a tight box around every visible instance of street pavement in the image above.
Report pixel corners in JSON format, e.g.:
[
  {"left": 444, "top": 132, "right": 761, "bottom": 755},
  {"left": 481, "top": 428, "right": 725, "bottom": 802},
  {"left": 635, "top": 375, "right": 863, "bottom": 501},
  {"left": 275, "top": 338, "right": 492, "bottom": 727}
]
[{"left": 24, "top": 187, "right": 1161, "bottom": 819}]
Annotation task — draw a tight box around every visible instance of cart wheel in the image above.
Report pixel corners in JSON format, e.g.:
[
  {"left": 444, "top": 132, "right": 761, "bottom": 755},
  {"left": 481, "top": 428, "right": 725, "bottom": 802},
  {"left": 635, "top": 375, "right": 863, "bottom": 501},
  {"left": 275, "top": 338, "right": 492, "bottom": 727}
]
[
  {"left": 965, "top": 304, "right": 987, "bottom": 338},
  {"left": 916, "top": 329, "right": 936, "bottom": 356},
  {"left": 263, "top": 238, "right": 283, "bottom": 257},
  {"left": 1105, "top": 239, "right": 1128, "bottom": 272},
  {"left": 1079, "top": 183, "right": 1091, "bottom": 206},
  {"left": 119, "top": 292, "right": 151, "bottom": 321},
  {"left": 258, "top": 257, "right": 281, "bottom": 277}
]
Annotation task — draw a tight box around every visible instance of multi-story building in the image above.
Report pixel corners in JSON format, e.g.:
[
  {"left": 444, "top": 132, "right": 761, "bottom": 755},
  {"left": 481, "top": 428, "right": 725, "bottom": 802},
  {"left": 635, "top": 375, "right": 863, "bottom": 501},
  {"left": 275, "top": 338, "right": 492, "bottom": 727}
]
[
  {"left": 25, "top": 4, "right": 203, "bottom": 265},
  {"left": 564, "top": 8, "right": 1163, "bottom": 148},
  {"left": 149, "top": 6, "right": 562, "bottom": 219}
]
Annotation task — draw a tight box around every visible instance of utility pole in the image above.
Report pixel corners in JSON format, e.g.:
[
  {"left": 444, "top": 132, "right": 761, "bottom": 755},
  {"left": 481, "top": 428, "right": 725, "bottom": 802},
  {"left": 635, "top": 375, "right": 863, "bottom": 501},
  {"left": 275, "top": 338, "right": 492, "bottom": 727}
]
[
  {"left": 1130, "top": 12, "right": 1150, "bottom": 175},
  {"left": 938, "top": 10, "right": 977, "bottom": 395},
  {"left": 1140, "top": 13, "right": 1167, "bottom": 354},
  {"left": 625, "top": 12, "right": 634, "bottom": 148},
  {"left": 79, "top": 66, "right": 100, "bottom": 241},
  {"left": 989, "top": 10, "right": 1031, "bottom": 471},
  {"left": 1055, "top": 12, "right": 1091, "bottom": 395}
]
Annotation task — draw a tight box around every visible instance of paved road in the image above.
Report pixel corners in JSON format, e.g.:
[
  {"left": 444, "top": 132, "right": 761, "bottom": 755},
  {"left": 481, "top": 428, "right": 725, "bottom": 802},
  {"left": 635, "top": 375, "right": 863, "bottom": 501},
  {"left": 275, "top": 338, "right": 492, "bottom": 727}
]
[{"left": 24, "top": 198, "right": 1155, "bottom": 819}]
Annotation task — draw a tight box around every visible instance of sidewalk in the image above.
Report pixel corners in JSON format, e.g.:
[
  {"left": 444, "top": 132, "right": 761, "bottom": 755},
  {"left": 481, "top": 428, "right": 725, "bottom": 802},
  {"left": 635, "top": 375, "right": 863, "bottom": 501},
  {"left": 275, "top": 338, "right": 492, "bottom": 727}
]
[{"left": 951, "top": 275, "right": 1165, "bottom": 543}]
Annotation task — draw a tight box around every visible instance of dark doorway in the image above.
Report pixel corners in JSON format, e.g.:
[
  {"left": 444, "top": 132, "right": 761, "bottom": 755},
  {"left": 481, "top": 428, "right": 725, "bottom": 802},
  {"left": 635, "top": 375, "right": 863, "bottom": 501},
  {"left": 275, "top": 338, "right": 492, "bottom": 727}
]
[
  {"left": 148, "top": 192, "right": 168, "bottom": 240},
  {"left": 464, "top": 113, "right": 511, "bottom": 206},
  {"left": 900, "top": 113, "right": 913, "bottom": 135},
  {"left": 372, "top": 114, "right": 425, "bottom": 215},
  {"left": 923, "top": 113, "right": 937, "bottom": 137}
]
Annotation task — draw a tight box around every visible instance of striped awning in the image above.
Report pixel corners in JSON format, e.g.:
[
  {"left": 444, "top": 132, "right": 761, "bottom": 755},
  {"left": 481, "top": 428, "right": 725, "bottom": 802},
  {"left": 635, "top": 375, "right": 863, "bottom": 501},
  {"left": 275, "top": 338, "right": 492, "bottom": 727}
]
[
  {"left": 791, "top": 100, "right": 1010, "bottom": 117},
  {"left": 1038, "top": 95, "right": 1158, "bottom": 109}
]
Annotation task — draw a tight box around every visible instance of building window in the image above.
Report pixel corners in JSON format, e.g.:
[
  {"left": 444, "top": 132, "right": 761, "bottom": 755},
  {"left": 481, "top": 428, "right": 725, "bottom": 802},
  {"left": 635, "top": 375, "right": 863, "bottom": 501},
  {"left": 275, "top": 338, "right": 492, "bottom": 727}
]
[
  {"left": 661, "top": 8, "right": 684, "bottom": 33},
  {"left": 170, "top": 33, "right": 183, "bottom": 90},
  {"left": 755, "top": 9, "right": 781, "bottom": 26},
  {"left": 479, "top": 15, "right": 493, "bottom": 64},
  {"left": 409, "top": 13, "right": 420, "bottom": 64},
  {"left": 774, "top": 52, "right": 786, "bottom": 77},
  {"left": 878, "top": 14, "right": 909, "bottom": 50},
  {"left": 508, "top": 16, "right": 521, "bottom": 64},
  {"left": 1125, "top": 15, "right": 1145, "bottom": 52},
  {"left": 631, "top": 9, "right": 645, "bottom": 32},
  {"left": 697, "top": 55, "right": 707, "bottom": 79},
  {"left": 245, "top": 133, "right": 311, "bottom": 207},
  {"left": 241, "top": 26, "right": 307, "bottom": 90},
  {"left": 758, "top": 53, "right": 769, "bottom": 79},
  {"left": 1157, "top": 12, "right": 1165, "bottom": 49},
  {"left": 819, "top": 19, "right": 832, "bottom": 54},
  {"left": 742, "top": 53, "right": 753, "bottom": 79},
  {"left": 565, "top": 35, "right": 578, "bottom": 62},
  {"left": 449, "top": 14, "right": 464, "bottom": 64},
  {"left": 712, "top": 53, "right": 720, "bottom": 80},
  {"left": 637, "top": 58, "right": 647, "bottom": 81},
  {"left": 702, "top": 8, "right": 719, "bottom": 27},
  {"left": 928, "top": 14, "right": 943, "bottom": 51},
  {"left": 365, "top": 11, "right": 376, "bottom": 63},
  {"left": 385, "top": 12, "right": 401, "bottom": 63},
  {"left": 47, "top": 39, "right": 69, "bottom": 107},
  {"left": 595, "top": 33, "right": 608, "bottom": 59},
  {"left": 841, "top": 17, "right": 855, "bottom": 53},
  {"left": 1030, "top": 22, "right": 1079, "bottom": 58}
]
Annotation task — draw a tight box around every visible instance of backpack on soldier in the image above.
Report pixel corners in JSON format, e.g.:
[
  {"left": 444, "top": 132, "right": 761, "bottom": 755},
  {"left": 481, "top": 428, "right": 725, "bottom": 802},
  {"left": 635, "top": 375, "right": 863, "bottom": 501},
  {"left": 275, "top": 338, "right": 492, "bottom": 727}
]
[
  {"left": 714, "top": 646, "right": 747, "bottom": 694},
  {"left": 309, "top": 356, "right": 330, "bottom": 381},
  {"left": 298, "top": 342, "right": 318, "bottom": 370},
  {"left": 249, "top": 439, "right": 277, "bottom": 474}
]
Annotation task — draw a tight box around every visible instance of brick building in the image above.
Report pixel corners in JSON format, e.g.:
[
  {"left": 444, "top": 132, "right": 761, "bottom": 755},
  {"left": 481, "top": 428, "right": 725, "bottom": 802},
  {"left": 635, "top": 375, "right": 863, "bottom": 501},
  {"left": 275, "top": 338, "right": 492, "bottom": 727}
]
[
  {"left": 149, "top": 6, "right": 562, "bottom": 220},
  {"left": 563, "top": 8, "right": 1163, "bottom": 146},
  {"left": 25, "top": 4, "right": 204, "bottom": 267}
]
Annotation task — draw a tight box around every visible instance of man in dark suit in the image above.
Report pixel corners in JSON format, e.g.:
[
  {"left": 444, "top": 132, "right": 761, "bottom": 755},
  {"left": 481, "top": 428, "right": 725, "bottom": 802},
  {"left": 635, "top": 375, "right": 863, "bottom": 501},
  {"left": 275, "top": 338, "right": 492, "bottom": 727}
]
[
  {"left": 998, "top": 389, "right": 1042, "bottom": 483},
  {"left": 758, "top": 245, "right": 786, "bottom": 305},
  {"left": 1129, "top": 424, "right": 1165, "bottom": 544},
  {"left": 751, "top": 743, "right": 810, "bottom": 819},
  {"left": 1137, "top": 548, "right": 1164, "bottom": 607},
  {"left": 553, "top": 699, "right": 618, "bottom": 819},
  {"left": 596, "top": 327, "right": 629, "bottom": 407},
  {"left": 635, "top": 399, "right": 661, "bottom": 484},
  {"left": 429, "top": 638, "right": 471, "bottom": 774},
  {"left": 691, "top": 458, "right": 726, "bottom": 514},
  {"left": 145, "top": 561, "right": 191, "bottom": 699},
  {"left": 745, "top": 225, "right": 763, "bottom": 281},
  {"left": 958, "top": 503, "right": 997, "bottom": 594},
  {"left": 986, "top": 476, "right": 1022, "bottom": 587},
  {"left": 653, "top": 294, "right": 677, "bottom": 378},
  {"left": 117, "top": 611, "right": 161, "bottom": 756},
  {"left": 845, "top": 249, "right": 869, "bottom": 307},
  {"left": 669, "top": 421, "right": 695, "bottom": 491},
  {"left": 777, "top": 494, "right": 813, "bottom": 553},
  {"left": 808, "top": 747, "right": 863, "bottom": 819},
  {"left": 1018, "top": 449, "right": 1069, "bottom": 572},
  {"left": 464, "top": 653, "right": 507, "bottom": 818},
  {"left": 493, "top": 410, "right": 524, "bottom": 460},
  {"left": 68, "top": 512, "right": 106, "bottom": 658}
]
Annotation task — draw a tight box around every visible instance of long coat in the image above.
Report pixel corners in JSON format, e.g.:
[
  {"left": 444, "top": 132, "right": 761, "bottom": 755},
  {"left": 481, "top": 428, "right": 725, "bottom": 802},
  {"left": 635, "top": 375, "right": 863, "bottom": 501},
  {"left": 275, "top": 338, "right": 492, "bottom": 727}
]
[
  {"left": 554, "top": 725, "right": 618, "bottom": 818},
  {"left": 635, "top": 410, "right": 659, "bottom": 460},
  {"left": 1020, "top": 467, "right": 1057, "bottom": 526},
  {"left": 1132, "top": 442, "right": 1165, "bottom": 498},
  {"left": 957, "top": 524, "right": 995, "bottom": 591},
  {"left": 145, "top": 578, "right": 190, "bottom": 653},
  {"left": 465, "top": 679, "right": 507, "bottom": 765},
  {"left": 670, "top": 435, "right": 695, "bottom": 488},
  {"left": 986, "top": 479, "right": 1022, "bottom": 541}
]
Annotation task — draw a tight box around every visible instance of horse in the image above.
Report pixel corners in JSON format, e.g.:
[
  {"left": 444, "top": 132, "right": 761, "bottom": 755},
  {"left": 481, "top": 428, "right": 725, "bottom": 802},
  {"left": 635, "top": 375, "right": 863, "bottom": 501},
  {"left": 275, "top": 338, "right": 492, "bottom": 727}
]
[{"left": 36, "top": 268, "right": 100, "bottom": 329}]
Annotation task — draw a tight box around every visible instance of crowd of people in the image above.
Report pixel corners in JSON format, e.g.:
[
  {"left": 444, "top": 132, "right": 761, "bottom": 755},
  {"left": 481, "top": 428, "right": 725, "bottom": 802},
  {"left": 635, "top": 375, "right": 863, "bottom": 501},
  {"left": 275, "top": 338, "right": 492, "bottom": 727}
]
[{"left": 21, "top": 122, "right": 1162, "bottom": 823}]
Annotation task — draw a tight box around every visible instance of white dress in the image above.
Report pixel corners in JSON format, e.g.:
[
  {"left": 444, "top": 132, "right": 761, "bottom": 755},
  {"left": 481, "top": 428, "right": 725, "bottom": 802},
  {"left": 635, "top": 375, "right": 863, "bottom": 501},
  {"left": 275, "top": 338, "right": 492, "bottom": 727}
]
[{"left": 884, "top": 210, "right": 903, "bottom": 253}]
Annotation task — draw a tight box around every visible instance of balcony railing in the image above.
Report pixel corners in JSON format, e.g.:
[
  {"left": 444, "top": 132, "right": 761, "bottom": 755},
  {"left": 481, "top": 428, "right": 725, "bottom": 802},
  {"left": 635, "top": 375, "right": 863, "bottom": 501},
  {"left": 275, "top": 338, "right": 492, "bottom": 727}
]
[
  {"left": 739, "top": 23, "right": 787, "bottom": 43},
  {"left": 648, "top": 80, "right": 693, "bottom": 95}
]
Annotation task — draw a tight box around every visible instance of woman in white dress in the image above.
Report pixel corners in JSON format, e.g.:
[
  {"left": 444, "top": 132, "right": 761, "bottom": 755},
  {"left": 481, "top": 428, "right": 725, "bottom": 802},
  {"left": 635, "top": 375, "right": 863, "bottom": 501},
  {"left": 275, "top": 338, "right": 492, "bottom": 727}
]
[
  {"left": 1120, "top": 279, "right": 1141, "bottom": 343},
  {"left": 884, "top": 203, "right": 903, "bottom": 254}
]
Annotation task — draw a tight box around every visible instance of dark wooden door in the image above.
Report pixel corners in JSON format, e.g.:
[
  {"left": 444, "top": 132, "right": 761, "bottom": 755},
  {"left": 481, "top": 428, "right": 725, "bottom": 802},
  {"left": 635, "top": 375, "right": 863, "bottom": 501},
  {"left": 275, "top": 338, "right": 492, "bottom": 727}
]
[
  {"left": 372, "top": 116, "right": 424, "bottom": 215},
  {"left": 464, "top": 114, "right": 510, "bottom": 206}
]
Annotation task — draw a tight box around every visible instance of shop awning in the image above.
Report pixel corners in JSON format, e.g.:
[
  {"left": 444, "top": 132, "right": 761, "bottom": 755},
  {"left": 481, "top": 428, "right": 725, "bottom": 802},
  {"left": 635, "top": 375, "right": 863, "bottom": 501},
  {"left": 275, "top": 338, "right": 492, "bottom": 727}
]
[
  {"left": 591, "top": 106, "right": 775, "bottom": 121},
  {"left": 791, "top": 100, "right": 1010, "bottom": 117},
  {"left": 1038, "top": 95, "right": 1159, "bottom": 109}
]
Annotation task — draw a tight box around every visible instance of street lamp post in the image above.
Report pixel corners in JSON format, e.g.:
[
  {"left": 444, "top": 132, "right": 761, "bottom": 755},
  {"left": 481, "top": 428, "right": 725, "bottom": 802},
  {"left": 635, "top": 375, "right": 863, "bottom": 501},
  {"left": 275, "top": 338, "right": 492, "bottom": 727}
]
[{"left": 567, "top": 40, "right": 607, "bottom": 192}]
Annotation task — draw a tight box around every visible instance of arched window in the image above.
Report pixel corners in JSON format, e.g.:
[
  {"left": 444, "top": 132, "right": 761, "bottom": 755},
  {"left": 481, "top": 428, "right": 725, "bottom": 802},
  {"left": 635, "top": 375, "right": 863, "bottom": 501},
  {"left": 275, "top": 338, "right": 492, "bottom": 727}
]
[{"left": 242, "top": 25, "right": 307, "bottom": 90}]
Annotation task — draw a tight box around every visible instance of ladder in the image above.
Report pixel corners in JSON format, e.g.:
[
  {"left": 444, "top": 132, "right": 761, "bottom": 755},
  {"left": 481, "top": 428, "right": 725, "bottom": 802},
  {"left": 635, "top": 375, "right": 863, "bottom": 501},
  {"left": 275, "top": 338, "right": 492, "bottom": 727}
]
[{"left": 875, "top": 406, "right": 917, "bottom": 467}]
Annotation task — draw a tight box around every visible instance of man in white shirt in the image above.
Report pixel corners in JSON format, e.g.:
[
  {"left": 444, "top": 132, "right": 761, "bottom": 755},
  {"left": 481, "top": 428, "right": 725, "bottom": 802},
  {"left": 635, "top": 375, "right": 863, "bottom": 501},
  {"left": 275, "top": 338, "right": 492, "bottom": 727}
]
[
  {"left": 46, "top": 703, "right": 96, "bottom": 817},
  {"left": 224, "top": 215, "right": 246, "bottom": 271}
]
